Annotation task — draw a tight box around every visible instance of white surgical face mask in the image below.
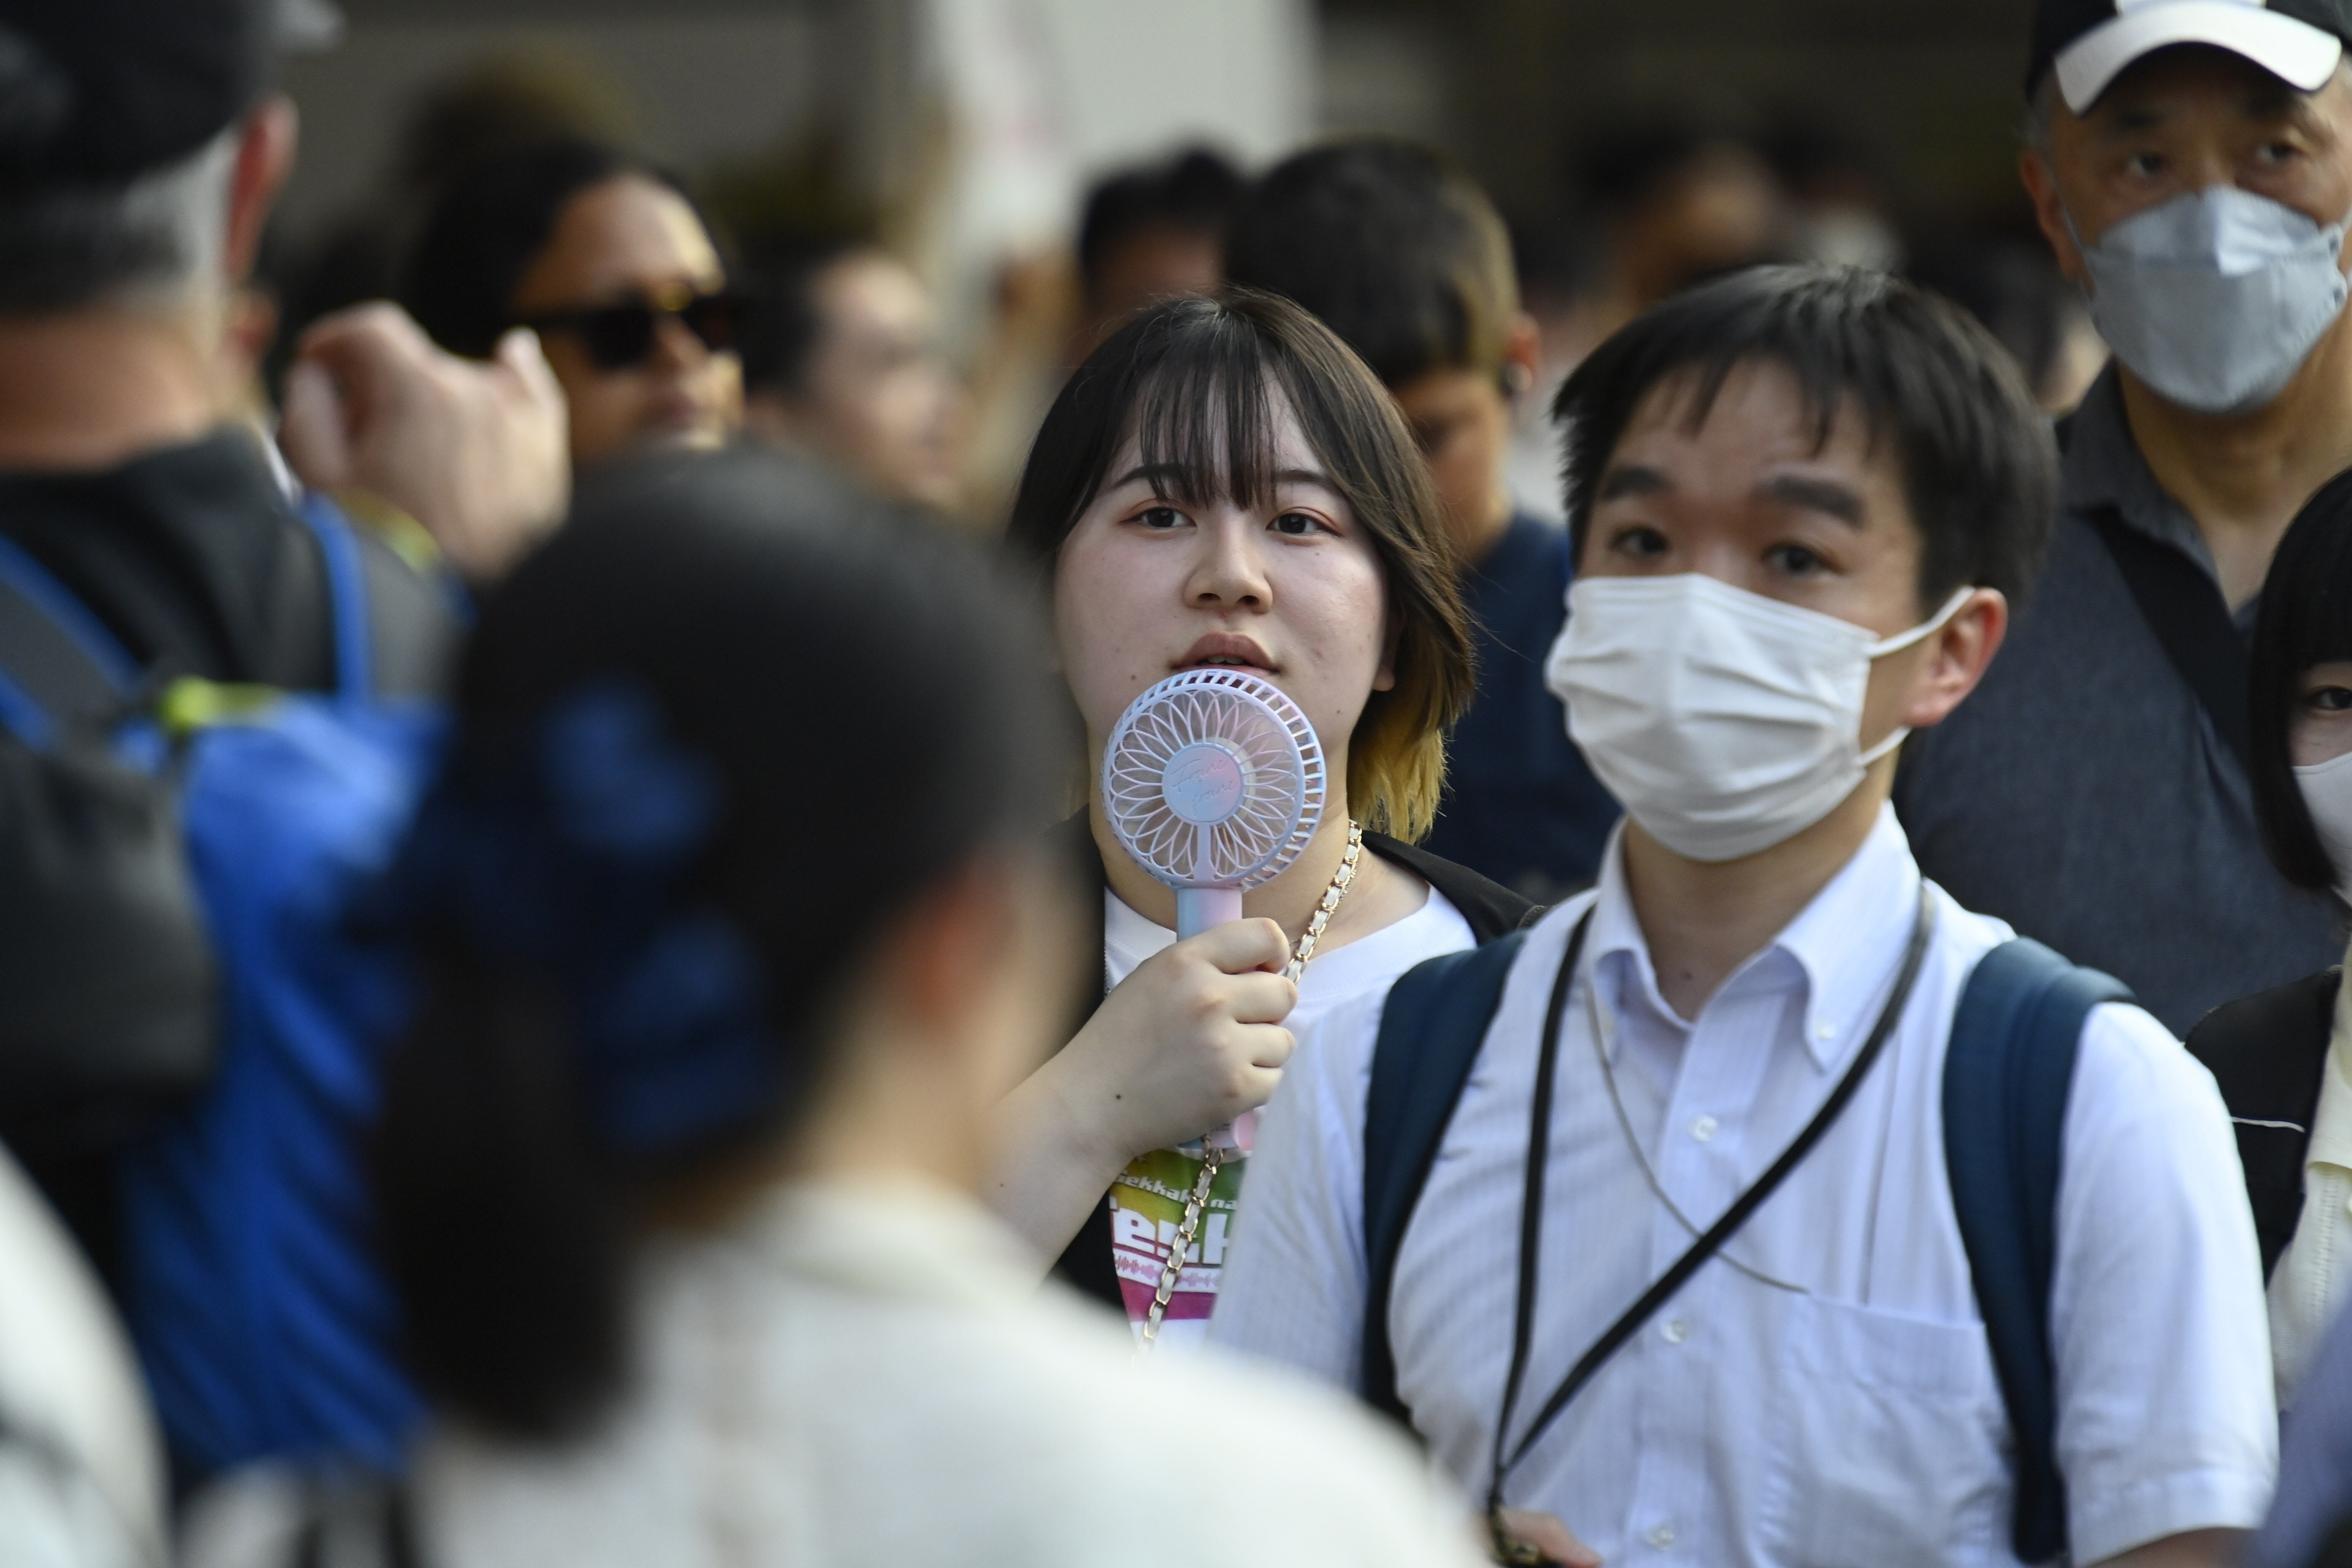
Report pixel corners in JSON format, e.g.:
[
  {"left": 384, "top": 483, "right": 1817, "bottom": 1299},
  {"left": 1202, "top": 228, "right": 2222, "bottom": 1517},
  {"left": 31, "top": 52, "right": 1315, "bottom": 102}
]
[
  {"left": 2074, "top": 185, "right": 2350, "bottom": 416},
  {"left": 2295, "top": 748, "right": 2352, "bottom": 903},
  {"left": 1544, "top": 573, "right": 1971, "bottom": 863}
]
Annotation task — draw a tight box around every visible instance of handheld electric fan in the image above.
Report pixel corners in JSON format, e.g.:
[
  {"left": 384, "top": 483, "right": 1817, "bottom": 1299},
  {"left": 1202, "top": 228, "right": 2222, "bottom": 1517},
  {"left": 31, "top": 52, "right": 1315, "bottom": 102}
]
[{"left": 1101, "top": 668, "right": 1327, "bottom": 942}]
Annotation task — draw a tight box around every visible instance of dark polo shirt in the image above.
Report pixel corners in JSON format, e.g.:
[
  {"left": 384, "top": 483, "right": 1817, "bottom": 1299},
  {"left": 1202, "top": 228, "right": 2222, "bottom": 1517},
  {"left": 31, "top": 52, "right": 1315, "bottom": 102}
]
[{"left": 1895, "top": 367, "right": 2340, "bottom": 1035}]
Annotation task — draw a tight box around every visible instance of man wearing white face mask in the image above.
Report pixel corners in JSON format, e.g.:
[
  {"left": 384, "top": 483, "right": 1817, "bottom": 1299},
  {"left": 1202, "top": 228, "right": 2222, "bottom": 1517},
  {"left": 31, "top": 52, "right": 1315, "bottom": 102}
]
[
  {"left": 1212, "top": 267, "right": 2273, "bottom": 1568},
  {"left": 1896, "top": 0, "right": 2352, "bottom": 1035}
]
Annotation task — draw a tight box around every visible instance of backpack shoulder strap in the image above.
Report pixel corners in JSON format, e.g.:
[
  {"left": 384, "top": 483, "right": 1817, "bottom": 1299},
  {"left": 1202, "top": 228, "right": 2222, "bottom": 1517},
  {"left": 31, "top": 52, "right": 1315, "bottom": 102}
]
[
  {"left": 294, "top": 492, "right": 374, "bottom": 700},
  {"left": 1944, "top": 935, "right": 2134, "bottom": 1566},
  {"left": 0, "top": 534, "right": 142, "bottom": 749},
  {"left": 1361, "top": 928, "right": 1530, "bottom": 1421}
]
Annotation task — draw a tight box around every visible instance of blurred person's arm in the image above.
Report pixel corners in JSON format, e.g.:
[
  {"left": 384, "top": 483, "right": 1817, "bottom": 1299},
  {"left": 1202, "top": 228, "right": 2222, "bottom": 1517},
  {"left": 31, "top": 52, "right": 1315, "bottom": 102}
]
[
  {"left": 279, "top": 302, "right": 569, "bottom": 584},
  {"left": 988, "top": 919, "right": 1295, "bottom": 1264}
]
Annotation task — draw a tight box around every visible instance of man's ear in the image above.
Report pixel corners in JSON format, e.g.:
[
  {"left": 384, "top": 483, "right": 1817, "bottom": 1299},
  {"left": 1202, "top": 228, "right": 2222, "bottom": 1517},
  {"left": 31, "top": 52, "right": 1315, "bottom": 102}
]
[
  {"left": 1902, "top": 588, "right": 2009, "bottom": 730},
  {"left": 2019, "top": 150, "right": 2087, "bottom": 286},
  {"left": 224, "top": 97, "right": 298, "bottom": 287}
]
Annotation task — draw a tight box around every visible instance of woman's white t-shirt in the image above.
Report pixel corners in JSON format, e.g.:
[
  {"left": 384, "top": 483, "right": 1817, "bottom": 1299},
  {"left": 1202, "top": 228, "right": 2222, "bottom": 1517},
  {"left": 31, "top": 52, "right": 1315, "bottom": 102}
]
[{"left": 1097, "top": 884, "right": 1477, "bottom": 1350}]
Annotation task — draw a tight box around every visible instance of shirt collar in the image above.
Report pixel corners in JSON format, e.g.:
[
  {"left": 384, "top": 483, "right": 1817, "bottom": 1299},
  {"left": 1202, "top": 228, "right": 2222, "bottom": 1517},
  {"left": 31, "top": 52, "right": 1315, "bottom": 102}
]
[
  {"left": 2062, "top": 364, "right": 2222, "bottom": 579},
  {"left": 1586, "top": 805, "right": 1925, "bottom": 1071}
]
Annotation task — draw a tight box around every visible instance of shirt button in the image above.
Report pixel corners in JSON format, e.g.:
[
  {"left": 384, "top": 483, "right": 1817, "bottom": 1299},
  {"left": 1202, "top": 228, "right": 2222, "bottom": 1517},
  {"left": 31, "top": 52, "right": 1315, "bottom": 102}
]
[
  {"left": 1691, "top": 1115, "right": 1718, "bottom": 1142},
  {"left": 1648, "top": 1522, "right": 1677, "bottom": 1548},
  {"left": 1661, "top": 1318, "right": 1688, "bottom": 1344},
  {"left": 1816, "top": 1022, "right": 1835, "bottom": 1041}
]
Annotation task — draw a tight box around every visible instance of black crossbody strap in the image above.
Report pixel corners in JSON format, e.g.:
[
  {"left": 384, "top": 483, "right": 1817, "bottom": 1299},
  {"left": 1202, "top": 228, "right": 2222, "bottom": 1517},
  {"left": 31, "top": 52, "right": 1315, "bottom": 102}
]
[
  {"left": 1487, "top": 886, "right": 1937, "bottom": 1515},
  {"left": 1487, "top": 914, "right": 1590, "bottom": 1480},
  {"left": 2087, "top": 512, "right": 2251, "bottom": 774},
  {"left": 0, "top": 534, "right": 142, "bottom": 749}
]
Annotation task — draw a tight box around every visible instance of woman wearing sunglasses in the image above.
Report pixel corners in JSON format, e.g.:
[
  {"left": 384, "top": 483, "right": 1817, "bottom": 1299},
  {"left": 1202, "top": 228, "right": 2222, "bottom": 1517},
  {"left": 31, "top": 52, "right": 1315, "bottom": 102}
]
[
  {"left": 992, "top": 291, "right": 1531, "bottom": 1349},
  {"left": 404, "top": 137, "right": 744, "bottom": 470}
]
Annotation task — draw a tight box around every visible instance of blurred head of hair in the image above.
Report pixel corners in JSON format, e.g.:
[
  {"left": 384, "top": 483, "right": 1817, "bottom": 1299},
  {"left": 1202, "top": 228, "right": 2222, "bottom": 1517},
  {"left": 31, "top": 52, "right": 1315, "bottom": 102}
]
[
  {"left": 1908, "top": 237, "right": 2103, "bottom": 414},
  {"left": 1555, "top": 264, "right": 2059, "bottom": 610},
  {"left": 1225, "top": 138, "right": 1519, "bottom": 388},
  {"left": 738, "top": 231, "right": 868, "bottom": 401},
  {"left": 401, "top": 136, "right": 677, "bottom": 361},
  {"left": 1574, "top": 120, "right": 1788, "bottom": 309},
  {"left": 1006, "top": 288, "right": 1474, "bottom": 841},
  {"left": 371, "top": 450, "right": 1062, "bottom": 1440},
  {"left": 2251, "top": 470, "right": 2352, "bottom": 895},
  {"left": 1074, "top": 147, "right": 1246, "bottom": 347},
  {"left": 392, "top": 52, "right": 637, "bottom": 198}
]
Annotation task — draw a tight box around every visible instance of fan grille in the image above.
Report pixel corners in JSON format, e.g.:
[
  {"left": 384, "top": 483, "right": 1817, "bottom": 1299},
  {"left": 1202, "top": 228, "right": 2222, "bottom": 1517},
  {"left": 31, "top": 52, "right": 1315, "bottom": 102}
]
[{"left": 1101, "top": 669, "right": 1326, "bottom": 890}]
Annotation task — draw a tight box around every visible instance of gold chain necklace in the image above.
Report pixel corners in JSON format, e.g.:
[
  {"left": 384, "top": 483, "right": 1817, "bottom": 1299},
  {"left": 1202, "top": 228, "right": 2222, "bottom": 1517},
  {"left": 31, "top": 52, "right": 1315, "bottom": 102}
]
[{"left": 1138, "top": 820, "right": 1364, "bottom": 1350}]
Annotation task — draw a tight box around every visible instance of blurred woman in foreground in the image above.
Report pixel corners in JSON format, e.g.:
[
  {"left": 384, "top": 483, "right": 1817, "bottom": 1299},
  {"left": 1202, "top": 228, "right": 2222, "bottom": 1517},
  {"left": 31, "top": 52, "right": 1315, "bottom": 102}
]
[{"left": 189, "top": 452, "right": 1483, "bottom": 1566}]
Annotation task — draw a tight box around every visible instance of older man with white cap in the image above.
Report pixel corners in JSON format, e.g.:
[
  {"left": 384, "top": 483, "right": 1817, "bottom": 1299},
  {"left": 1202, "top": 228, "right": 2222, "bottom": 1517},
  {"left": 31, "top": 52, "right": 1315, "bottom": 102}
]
[{"left": 1897, "top": 0, "right": 2352, "bottom": 1036}]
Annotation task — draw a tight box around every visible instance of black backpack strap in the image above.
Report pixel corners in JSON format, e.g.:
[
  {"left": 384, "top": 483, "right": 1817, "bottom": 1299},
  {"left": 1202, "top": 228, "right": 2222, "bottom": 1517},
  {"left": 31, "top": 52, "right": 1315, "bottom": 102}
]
[
  {"left": 1359, "top": 831, "right": 1538, "bottom": 942},
  {"left": 2086, "top": 512, "right": 2251, "bottom": 775},
  {"left": 0, "top": 534, "right": 143, "bottom": 748},
  {"left": 1361, "top": 928, "right": 1530, "bottom": 1421},
  {"left": 1944, "top": 936, "right": 2133, "bottom": 1566}
]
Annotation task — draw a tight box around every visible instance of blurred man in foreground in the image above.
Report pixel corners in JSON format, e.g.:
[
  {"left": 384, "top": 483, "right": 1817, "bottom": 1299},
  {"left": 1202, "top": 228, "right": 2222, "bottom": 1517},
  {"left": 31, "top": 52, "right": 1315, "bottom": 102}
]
[{"left": 0, "top": 0, "right": 565, "bottom": 1478}]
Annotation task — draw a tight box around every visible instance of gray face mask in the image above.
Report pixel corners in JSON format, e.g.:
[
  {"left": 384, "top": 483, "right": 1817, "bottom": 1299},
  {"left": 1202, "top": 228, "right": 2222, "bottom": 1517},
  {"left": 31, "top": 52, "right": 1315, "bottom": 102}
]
[{"left": 2074, "top": 185, "right": 2350, "bottom": 416}]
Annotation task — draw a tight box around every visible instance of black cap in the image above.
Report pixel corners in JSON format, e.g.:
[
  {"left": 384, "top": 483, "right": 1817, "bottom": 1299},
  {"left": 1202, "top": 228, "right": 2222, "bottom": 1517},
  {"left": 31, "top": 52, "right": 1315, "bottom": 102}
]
[
  {"left": 0, "top": 0, "right": 271, "bottom": 191},
  {"left": 2028, "top": 0, "right": 2352, "bottom": 112}
]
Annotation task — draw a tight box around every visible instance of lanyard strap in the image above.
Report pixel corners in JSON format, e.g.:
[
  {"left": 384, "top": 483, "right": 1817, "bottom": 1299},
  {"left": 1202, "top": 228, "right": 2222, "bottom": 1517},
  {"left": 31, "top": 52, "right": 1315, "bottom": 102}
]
[{"left": 1485, "top": 885, "right": 1938, "bottom": 1534}]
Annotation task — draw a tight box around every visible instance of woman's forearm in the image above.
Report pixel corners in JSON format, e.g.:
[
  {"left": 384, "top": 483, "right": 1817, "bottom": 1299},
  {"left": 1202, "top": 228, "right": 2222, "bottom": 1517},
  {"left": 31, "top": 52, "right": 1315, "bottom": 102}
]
[{"left": 985, "top": 1049, "right": 1134, "bottom": 1269}]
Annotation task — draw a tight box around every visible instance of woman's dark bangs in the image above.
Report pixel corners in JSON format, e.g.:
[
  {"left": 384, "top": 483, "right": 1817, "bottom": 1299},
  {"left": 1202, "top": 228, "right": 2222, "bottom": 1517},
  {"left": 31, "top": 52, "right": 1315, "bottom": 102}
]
[{"left": 1128, "top": 316, "right": 1281, "bottom": 513}]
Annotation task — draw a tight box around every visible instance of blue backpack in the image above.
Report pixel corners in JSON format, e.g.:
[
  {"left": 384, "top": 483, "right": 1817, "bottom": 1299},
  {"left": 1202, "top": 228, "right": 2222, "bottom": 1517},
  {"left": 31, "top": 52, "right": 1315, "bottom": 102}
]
[
  {"left": 0, "top": 495, "right": 443, "bottom": 1475},
  {"left": 1360, "top": 926, "right": 2130, "bottom": 1567}
]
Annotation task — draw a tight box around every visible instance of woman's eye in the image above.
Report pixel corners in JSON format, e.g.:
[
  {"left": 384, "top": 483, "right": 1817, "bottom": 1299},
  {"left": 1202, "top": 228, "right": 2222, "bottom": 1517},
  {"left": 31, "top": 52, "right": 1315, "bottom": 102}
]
[
  {"left": 2254, "top": 140, "right": 2300, "bottom": 167},
  {"left": 1133, "top": 506, "right": 1186, "bottom": 531},
  {"left": 2309, "top": 685, "right": 2352, "bottom": 713},
  {"left": 1270, "top": 510, "right": 1327, "bottom": 537},
  {"left": 1608, "top": 524, "right": 1669, "bottom": 558},
  {"left": 1766, "top": 543, "right": 1827, "bottom": 577},
  {"left": 2123, "top": 151, "right": 2165, "bottom": 179}
]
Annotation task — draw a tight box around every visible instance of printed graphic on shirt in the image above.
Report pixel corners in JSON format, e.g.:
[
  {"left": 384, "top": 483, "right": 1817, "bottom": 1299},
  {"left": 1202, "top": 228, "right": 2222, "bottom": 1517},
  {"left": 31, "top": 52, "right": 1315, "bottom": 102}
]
[{"left": 1108, "top": 1147, "right": 1248, "bottom": 1351}]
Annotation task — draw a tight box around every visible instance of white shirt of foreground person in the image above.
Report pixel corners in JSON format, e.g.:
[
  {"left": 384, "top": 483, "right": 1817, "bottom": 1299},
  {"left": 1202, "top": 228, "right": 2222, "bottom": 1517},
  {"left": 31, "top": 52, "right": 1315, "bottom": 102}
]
[
  {"left": 1212, "top": 808, "right": 2276, "bottom": 1567},
  {"left": 190, "top": 1178, "right": 1487, "bottom": 1568},
  {"left": 0, "top": 1147, "right": 167, "bottom": 1568}
]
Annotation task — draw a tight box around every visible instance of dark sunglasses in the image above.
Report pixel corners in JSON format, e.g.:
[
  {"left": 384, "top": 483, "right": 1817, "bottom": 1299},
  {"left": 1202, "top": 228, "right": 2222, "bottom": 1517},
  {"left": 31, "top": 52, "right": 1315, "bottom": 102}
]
[{"left": 520, "top": 289, "right": 747, "bottom": 371}]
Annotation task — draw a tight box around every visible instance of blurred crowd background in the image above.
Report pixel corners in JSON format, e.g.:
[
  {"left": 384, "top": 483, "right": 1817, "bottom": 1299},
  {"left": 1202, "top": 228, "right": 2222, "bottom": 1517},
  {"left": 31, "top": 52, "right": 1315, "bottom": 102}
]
[{"left": 256, "top": 0, "right": 2099, "bottom": 534}]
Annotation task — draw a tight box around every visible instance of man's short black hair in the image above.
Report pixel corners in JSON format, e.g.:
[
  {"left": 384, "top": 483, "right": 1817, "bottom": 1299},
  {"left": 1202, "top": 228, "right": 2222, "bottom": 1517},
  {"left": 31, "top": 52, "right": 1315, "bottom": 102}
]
[
  {"left": 737, "top": 231, "right": 865, "bottom": 399},
  {"left": 1224, "top": 138, "right": 1518, "bottom": 388},
  {"left": 1556, "top": 264, "right": 2060, "bottom": 608},
  {"left": 2250, "top": 468, "right": 2352, "bottom": 896},
  {"left": 1076, "top": 147, "right": 1244, "bottom": 297}
]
